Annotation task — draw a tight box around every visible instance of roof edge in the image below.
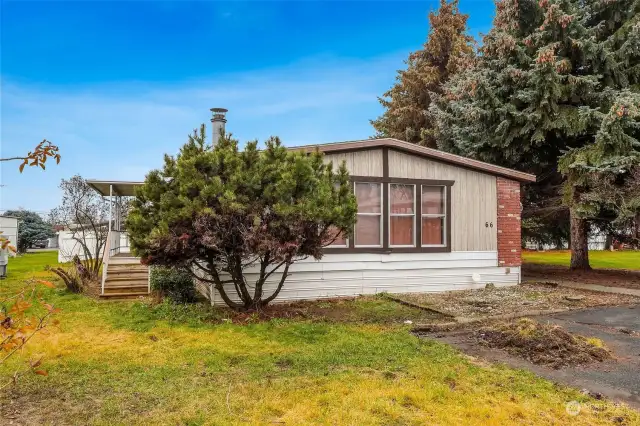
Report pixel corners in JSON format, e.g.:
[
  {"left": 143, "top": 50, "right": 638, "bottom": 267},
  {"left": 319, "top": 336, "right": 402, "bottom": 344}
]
[
  {"left": 86, "top": 180, "right": 145, "bottom": 185},
  {"left": 290, "top": 138, "right": 536, "bottom": 183},
  {"left": 86, "top": 180, "right": 145, "bottom": 197}
]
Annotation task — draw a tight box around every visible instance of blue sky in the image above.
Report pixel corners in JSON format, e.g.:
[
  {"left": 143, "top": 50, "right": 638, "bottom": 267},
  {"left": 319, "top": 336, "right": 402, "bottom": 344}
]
[{"left": 1, "top": 0, "right": 495, "bottom": 213}]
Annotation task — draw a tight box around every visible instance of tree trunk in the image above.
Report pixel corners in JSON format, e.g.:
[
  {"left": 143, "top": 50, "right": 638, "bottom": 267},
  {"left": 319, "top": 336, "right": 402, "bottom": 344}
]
[
  {"left": 569, "top": 209, "right": 591, "bottom": 270},
  {"left": 604, "top": 234, "right": 614, "bottom": 251},
  {"left": 634, "top": 212, "right": 640, "bottom": 249}
]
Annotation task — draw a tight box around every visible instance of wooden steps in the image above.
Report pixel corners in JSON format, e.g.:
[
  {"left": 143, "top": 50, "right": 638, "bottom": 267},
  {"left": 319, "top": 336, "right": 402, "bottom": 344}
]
[
  {"left": 100, "top": 256, "right": 150, "bottom": 299},
  {"left": 106, "top": 272, "right": 149, "bottom": 281},
  {"left": 100, "top": 292, "right": 149, "bottom": 300}
]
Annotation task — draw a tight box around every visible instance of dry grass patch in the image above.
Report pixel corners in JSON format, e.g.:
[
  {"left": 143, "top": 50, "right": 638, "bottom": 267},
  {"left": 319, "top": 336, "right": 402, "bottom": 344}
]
[
  {"left": 475, "top": 318, "right": 612, "bottom": 369},
  {"left": 394, "top": 283, "right": 639, "bottom": 319}
]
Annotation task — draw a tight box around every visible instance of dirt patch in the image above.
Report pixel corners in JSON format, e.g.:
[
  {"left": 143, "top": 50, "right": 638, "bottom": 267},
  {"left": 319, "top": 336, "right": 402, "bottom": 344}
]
[
  {"left": 474, "top": 318, "right": 611, "bottom": 369},
  {"left": 225, "top": 296, "right": 449, "bottom": 325},
  {"left": 524, "top": 264, "right": 640, "bottom": 290},
  {"left": 394, "top": 283, "right": 639, "bottom": 319},
  {"left": 418, "top": 306, "right": 640, "bottom": 409},
  {"left": 229, "top": 306, "right": 308, "bottom": 323}
]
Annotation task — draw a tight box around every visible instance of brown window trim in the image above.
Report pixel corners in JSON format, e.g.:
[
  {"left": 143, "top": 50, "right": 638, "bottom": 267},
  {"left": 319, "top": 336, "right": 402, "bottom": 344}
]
[{"left": 324, "top": 174, "right": 453, "bottom": 255}]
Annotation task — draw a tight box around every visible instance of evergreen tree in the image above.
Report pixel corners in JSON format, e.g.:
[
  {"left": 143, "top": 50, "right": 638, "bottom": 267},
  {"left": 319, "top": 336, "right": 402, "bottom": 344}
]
[
  {"left": 126, "top": 126, "right": 357, "bottom": 310},
  {"left": 432, "top": 0, "right": 640, "bottom": 269},
  {"left": 371, "top": 0, "right": 475, "bottom": 147},
  {"left": 4, "top": 210, "right": 54, "bottom": 253},
  {"left": 559, "top": 0, "right": 640, "bottom": 257}
]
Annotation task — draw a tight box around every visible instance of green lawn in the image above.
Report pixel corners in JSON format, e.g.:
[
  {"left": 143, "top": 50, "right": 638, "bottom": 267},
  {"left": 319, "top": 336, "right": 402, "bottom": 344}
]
[
  {"left": 523, "top": 250, "right": 640, "bottom": 270},
  {"left": 1, "top": 252, "right": 637, "bottom": 425}
]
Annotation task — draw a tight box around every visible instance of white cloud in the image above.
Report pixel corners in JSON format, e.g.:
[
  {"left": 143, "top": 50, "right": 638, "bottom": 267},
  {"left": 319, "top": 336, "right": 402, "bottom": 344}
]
[{"left": 0, "top": 52, "right": 405, "bottom": 212}]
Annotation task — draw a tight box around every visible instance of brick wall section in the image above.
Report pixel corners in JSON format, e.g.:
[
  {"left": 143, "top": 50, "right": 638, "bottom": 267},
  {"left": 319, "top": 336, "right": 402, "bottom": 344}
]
[{"left": 497, "top": 177, "right": 522, "bottom": 267}]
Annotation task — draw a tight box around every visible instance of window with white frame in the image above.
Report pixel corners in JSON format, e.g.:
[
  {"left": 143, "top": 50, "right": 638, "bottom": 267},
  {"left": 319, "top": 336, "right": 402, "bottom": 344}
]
[
  {"left": 421, "top": 185, "right": 446, "bottom": 246},
  {"left": 354, "top": 182, "right": 382, "bottom": 247},
  {"left": 389, "top": 184, "right": 415, "bottom": 246}
]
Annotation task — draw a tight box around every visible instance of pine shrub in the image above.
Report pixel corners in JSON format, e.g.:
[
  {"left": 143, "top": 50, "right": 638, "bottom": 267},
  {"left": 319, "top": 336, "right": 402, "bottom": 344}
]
[{"left": 150, "top": 266, "right": 197, "bottom": 303}]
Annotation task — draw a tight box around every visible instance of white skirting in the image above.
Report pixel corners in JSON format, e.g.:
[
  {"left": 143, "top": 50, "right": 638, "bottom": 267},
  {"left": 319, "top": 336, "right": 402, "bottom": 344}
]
[{"left": 196, "top": 251, "right": 520, "bottom": 306}]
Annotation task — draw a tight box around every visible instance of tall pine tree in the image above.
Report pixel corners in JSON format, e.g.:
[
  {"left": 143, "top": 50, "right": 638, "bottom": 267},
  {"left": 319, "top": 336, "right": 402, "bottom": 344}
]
[
  {"left": 432, "top": 0, "right": 640, "bottom": 269},
  {"left": 559, "top": 0, "right": 640, "bottom": 259},
  {"left": 371, "top": 0, "right": 475, "bottom": 148}
]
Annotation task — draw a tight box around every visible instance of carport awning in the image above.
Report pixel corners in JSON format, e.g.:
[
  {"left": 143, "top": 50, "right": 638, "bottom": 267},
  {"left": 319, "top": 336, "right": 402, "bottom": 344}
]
[{"left": 86, "top": 180, "right": 144, "bottom": 197}]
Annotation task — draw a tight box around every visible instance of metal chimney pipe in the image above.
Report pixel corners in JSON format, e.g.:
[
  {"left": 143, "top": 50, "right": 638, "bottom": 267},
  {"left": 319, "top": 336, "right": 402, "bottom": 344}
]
[{"left": 210, "top": 108, "right": 228, "bottom": 145}]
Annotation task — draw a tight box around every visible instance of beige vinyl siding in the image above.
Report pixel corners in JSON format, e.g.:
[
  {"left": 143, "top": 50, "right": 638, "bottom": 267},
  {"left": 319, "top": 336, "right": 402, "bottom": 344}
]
[
  {"left": 324, "top": 149, "right": 383, "bottom": 177},
  {"left": 388, "top": 150, "right": 497, "bottom": 251}
]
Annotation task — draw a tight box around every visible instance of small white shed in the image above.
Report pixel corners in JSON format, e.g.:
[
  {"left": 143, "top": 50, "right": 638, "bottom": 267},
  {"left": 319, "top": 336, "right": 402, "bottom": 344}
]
[{"left": 0, "top": 215, "right": 19, "bottom": 248}]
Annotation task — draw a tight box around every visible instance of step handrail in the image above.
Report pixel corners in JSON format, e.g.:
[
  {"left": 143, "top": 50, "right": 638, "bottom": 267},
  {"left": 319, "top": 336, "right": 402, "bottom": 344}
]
[{"left": 101, "top": 231, "right": 112, "bottom": 295}]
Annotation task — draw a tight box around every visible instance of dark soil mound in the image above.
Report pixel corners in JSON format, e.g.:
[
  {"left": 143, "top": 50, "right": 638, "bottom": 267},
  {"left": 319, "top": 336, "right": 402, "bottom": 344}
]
[
  {"left": 523, "top": 262, "right": 640, "bottom": 290},
  {"left": 475, "top": 318, "right": 612, "bottom": 369}
]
